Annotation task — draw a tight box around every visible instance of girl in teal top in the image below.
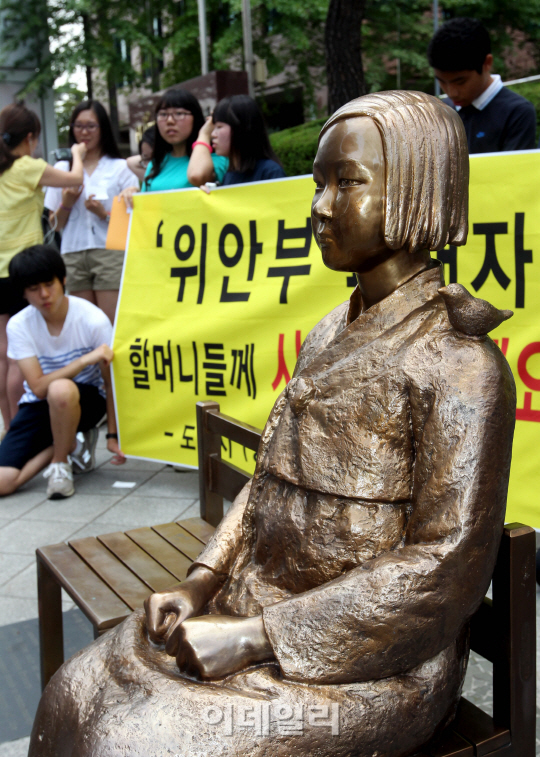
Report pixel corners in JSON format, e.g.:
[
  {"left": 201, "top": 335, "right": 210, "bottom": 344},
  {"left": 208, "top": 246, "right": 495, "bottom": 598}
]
[{"left": 121, "top": 89, "right": 228, "bottom": 205}]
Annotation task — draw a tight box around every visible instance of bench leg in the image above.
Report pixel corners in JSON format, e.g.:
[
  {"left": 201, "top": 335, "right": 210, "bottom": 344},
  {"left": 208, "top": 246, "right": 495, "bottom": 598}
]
[{"left": 37, "top": 555, "right": 64, "bottom": 691}]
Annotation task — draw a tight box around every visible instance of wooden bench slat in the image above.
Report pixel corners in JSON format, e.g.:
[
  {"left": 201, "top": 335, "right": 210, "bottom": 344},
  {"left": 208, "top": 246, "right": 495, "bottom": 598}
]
[
  {"left": 37, "top": 543, "right": 130, "bottom": 630},
  {"left": 69, "top": 536, "right": 153, "bottom": 611},
  {"left": 152, "top": 522, "right": 205, "bottom": 562},
  {"left": 125, "top": 526, "right": 193, "bottom": 582},
  {"left": 177, "top": 516, "right": 215, "bottom": 545},
  {"left": 98, "top": 532, "right": 179, "bottom": 592},
  {"left": 206, "top": 410, "right": 262, "bottom": 451},
  {"left": 452, "top": 698, "right": 510, "bottom": 756},
  {"left": 424, "top": 725, "right": 474, "bottom": 756},
  {"left": 209, "top": 455, "right": 251, "bottom": 504}
]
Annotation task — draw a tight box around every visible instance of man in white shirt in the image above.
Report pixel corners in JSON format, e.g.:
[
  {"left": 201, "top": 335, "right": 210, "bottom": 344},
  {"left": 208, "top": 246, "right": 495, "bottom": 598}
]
[
  {"left": 428, "top": 17, "right": 536, "bottom": 154},
  {"left": 0, "top": 245, "right": 125, "bottom": 499}
]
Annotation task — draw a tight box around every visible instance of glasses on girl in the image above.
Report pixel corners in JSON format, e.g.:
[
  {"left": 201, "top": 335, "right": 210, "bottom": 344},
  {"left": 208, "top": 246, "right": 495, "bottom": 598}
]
[
  {"left": 156, "top": 110, "right": 193, "bottom": 122},
  {"left": 73, "top": 123, "right": 99, "bottom": 132}
]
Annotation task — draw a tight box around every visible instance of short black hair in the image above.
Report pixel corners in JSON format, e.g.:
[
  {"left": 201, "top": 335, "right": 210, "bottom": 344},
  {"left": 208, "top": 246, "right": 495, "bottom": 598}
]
[
  {"left": 69, "top": 100, "right": 122, "bottom": 159},
  {"left": 428, "top": 17, "right": 491, "bottom": 74},
  {"left": 9, "top": 245, "right": 66, "bottom": 296}
]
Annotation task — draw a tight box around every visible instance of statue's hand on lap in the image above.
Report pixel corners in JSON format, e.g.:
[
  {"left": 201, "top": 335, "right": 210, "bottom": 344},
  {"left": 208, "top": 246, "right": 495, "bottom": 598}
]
[
  {"left": 176, "top": 615, "right": 274, "bottom": 679},
  {"left": 145, "top": 566, "right": 221, "bottom": 651}
]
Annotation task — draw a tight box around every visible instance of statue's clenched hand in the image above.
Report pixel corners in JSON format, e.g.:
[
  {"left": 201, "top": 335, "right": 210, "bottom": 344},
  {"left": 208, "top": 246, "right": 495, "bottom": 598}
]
[
  {"left": 175, "top": 615, "right": 274, "bottom": 679},
  {"left": 144, "top": 566, "right": 222, "bottom": 652}
]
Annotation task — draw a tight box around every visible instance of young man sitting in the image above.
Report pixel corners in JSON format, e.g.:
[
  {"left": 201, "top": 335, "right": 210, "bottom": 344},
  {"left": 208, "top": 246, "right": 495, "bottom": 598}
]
[
  {"left": 428, "top": 17, "right": 536, "bottom": 154},
  {"left": 0, "top": 245, "right": 125, "bottom": 499}
]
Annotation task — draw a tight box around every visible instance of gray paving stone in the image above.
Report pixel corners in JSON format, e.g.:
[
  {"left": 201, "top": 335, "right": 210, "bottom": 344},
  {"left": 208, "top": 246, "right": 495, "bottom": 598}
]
[
  {"left": 101, "top": 458, "right": 167, "bottom": 473},
  {"left": 91, "top": 496, "right": 197, "bottom": 529},
  {"left": 0, "top": 564, "right": 40, "bottom": 601},
  {"left": 134, "top": 469, "right": 199, "bottom": 499},
  {"left": 0, "top": 518, "right": 9, "bottom": 530},
  {"left": 0, "top": 491, "right": 48, "bottom": 521},
  {"left": 0, "top": 519, "right": 80, "bottom": 555},
  {"left": 176, "top": 499, "right": 202, "bottom": 520},
  {"left": 66, "top": 467, "right": 157, "bottom": 495},
  {"left": 0, "top": 554, "right": 34, "bottom": 588},
  {"left": 19, "top": 494, "right": 124, "bottom": 524},
  {"left": 0, "top": 597, "right": 39, "bottom": 626}
]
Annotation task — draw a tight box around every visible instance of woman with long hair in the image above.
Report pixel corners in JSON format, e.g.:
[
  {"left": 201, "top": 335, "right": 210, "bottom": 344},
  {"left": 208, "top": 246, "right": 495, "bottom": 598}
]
[
  {"left": 121, "top": 88, "right": 228, "bottom": 206},
  {"left": 45, "top": 100, "right": 137, "bottom": 323},
  {"left": 0, "top": 102, "right": 85, "bottom": 431},
  {"left": 210, "top": 94, "right": 285, "bottom": 185}
]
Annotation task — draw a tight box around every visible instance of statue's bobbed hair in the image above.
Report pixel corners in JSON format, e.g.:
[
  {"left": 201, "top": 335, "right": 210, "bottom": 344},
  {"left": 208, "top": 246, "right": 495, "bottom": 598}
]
[{"left": 319, "top": 91, "right": 469, "bottom": 253}]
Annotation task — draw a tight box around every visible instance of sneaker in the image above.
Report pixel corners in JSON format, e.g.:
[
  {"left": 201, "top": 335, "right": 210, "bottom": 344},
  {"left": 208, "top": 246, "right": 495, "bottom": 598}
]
[
  {"left": 71, "top": 427, "right": 99, "bottom": 474},
  {"left": 44, "top": 462, "right": 75, "bottom": 499}
]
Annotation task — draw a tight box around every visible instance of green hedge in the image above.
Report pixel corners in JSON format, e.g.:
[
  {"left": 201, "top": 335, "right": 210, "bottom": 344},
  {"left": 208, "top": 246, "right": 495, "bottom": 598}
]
[{"left": 270, "top": 118, "right": 326, "bottom": 177}]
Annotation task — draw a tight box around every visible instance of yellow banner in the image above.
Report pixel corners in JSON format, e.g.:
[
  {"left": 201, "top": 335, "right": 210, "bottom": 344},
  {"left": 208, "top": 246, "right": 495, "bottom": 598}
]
[{"left": 113, "top": 153, "right": 540, "bottom": 528}]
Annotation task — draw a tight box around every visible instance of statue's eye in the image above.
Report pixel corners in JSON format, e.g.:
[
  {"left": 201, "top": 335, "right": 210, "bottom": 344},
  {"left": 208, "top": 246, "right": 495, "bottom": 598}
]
[
  {"left": 339, "top": 178, "right": 362, "bottom": 188},
  {"left": 313, "top": 179, "right": 324, "bottom": 190}
]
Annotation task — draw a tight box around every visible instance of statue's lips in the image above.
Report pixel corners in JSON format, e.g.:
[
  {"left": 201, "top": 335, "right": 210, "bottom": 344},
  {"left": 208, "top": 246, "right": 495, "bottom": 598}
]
[{"left": 316, "top": 232, "right": 335, "bottom": 246}]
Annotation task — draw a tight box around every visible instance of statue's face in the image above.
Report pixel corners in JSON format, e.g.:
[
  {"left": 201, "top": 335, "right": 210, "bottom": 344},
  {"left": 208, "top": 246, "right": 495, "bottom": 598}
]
[{"left": 312, "top": 117, "right": 387, "bottom": 273}]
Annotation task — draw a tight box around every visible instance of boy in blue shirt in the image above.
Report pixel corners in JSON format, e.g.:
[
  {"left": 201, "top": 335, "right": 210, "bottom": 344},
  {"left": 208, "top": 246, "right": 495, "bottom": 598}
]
[{"left": 428, "top": 18, "right": 536, "bottom": 154}]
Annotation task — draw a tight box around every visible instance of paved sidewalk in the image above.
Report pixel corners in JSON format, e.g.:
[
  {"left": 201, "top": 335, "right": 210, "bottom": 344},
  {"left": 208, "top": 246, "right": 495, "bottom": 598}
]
[{"left": 0, "top": 426, "right": 538, "bottom": 755}]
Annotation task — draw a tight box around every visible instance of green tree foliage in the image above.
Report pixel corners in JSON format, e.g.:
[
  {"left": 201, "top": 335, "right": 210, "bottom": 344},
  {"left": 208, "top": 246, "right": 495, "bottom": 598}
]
[
  {"left": 159, "top": 0, "right": 328, "bottom": 115},
  {"left": 0, "top": 0, "right": 327, "bottom": 113},
  {"left": 2, "top": 0, "right": 539, "bottom": 120}
]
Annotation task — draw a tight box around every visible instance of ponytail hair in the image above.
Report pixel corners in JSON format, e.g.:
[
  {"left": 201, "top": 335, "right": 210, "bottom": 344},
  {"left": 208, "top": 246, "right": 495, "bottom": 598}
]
[{"left": 0, "top": 102, "right": 41, "bottom": 175}]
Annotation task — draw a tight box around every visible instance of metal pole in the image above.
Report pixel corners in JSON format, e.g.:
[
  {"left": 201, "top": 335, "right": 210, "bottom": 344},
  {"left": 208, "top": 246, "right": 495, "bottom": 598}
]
[
  {"left": 242, "top": 0, "right": 255, "bottom": 97},
  {"left": 433, "top": 0, "right": 440, "bottom": 96},
  {"left": 197, "top": 0, "right": 208, "bottom": 76}
]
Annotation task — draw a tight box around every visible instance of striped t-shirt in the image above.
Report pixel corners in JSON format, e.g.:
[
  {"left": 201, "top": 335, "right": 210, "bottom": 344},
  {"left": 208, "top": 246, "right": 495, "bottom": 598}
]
[{"left": 7, "top": 296, "right": 112, "bottom": 404}]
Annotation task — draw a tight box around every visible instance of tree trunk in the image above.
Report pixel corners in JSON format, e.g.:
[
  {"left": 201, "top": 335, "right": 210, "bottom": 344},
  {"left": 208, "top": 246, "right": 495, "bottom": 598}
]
[
  {"left": 107, "top": 70, "right": 120, "bottom": 144},
  {"left": 82, "top": 14, "right": 93, "bottom": 100},
  {"left": 325, "top": 0, "right": 367, "bottom": 115}
]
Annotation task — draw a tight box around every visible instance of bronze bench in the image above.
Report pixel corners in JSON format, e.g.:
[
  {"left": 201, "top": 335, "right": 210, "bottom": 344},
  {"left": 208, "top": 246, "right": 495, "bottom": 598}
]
[{"left": 36, "top": 400, "right": 536, "bottom": 756}]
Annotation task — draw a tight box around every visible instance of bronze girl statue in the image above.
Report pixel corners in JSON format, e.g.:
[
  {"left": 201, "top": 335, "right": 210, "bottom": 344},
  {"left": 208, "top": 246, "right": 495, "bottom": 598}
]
[{"left": 30, "top": 91, "right": 515, "bottom": 757}]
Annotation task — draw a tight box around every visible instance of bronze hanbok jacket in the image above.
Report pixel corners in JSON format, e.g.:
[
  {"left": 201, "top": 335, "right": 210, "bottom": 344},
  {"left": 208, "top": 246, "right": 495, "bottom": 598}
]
[
  {"left": 195, "top": 265, "right": 516, "bottom": 686},
  {"left": 30, "top": 266, "right": 516, "bottom": 757}
]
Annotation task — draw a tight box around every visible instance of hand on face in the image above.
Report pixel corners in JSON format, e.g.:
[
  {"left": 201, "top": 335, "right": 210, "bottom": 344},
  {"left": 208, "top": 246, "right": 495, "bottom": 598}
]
[
  {"left": 198, "top": 115, "right": 214, "bottom": 144},
  {"left": 72, "top": 109, "right": 101, "bottom": 153},
  {"left": 312, "top": 117, "right": 387, "bottom": 274},
  {"left": 71, "top": 142, "right": 87, "bottom": 161},
  {"left": 211, "top": 120, "right": 232, "bottom": 157}
]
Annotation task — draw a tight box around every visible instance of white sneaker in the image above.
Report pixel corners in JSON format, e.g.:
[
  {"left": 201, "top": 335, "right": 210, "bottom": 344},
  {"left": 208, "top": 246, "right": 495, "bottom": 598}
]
[
  {"left": 43, "top": 462, "right": 75, "bottom": 499},
  {"left": 71, "top": 428, "right": 99, "bottom": 474}
]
